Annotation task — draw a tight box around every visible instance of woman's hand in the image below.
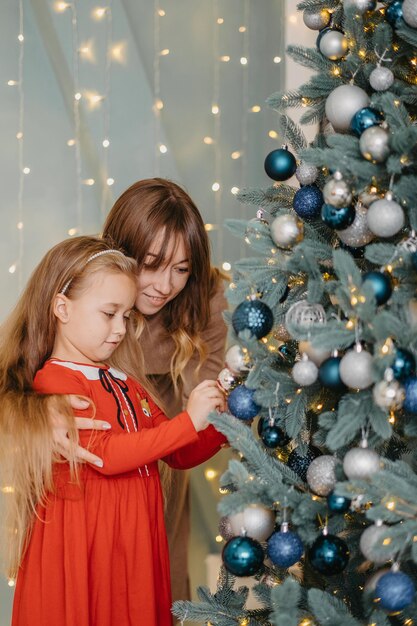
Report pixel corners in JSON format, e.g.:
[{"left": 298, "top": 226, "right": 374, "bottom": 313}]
[
  {"left": 49, "top": 395, "right": 111, "bottom": 467},
  {"left": 186, "top": 380, "right": 226, "bottom": 432}
]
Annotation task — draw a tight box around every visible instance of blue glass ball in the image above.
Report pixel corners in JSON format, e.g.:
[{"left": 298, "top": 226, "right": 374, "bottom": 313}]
[
  {"left": 350, "top": 107, "right": 384, "bottom": 137},
  {"left": 222, "top": 535, "right": 264, "bottom": 576},
  {"left": 308, "top": 533, "right": 350, "bottom": 575},
  {"left": 267, "top": 530, "right": 304, "bottom": 567},
  {"left": 327, "top": 491, "right": 351, "bottom": 513},
  {"left": 293, "top": 185, "right": 324, "bottom": 220},
  {"left": 287, "top": 446, "right": 322, "bottom": 482},
  {"left": 264, "top": 148, "right": 297, "bottom": 181},
  {"left": 386, "top": 0, "right": 404, "bottom": 26},
  {"left": 403, "top": 376, "right": 417, "bottom": 414},
  {"left": 322, "top": 203, "right": 355, "bottom": 229},
  {"left": 392, "top": 348, "right": 416, "bottom": 381},
  {"left": 228, "top": 385, "right": 261, "bottom": 420},
  {"left": 232, "top": 299, "right": 273, "bottom": 340},
  {"left": 318, "top": 356, "right": 347, "bottom": 392},
  {"left": 376, "top": 571, "right": 415, "bottom": 612},
  {"left": 412, "top": 250, "right": 417, "bottom": 271},
  {"left": 257, "top": 417, "right": 290, "bottom": 448},
  {"left": 362, "top": 271, "right": 392, "bottom": 305}
]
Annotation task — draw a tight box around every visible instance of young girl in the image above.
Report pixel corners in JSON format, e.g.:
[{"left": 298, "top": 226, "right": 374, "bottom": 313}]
[{"left": 0, "top": 236, "right": 226, "bottom": 626}]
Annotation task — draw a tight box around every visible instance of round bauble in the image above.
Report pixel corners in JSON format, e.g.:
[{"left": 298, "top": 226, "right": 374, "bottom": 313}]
[
  {"left": 317, "top": 28, "right": 348, "bottom": 60},
  {"left": 385, "top": 0, "right": 404, "bottom": 27},
  {"left": 298, "top": 340, "right": 332, "bottom": 366},
  {"left": 292, "top": 355, "right": 319, "bottom": 386},
  {"left": 287, "top": 446, "right": 322, "bottom": 482},
  {"left": 309, "top": 533, "right": 350, "bottom": 575},
  {"left": 403, "top": 0, "right": 417, "bottom": 27},
  {"left": 222, "top": 535, "right": 264, "bottom": 577},
  {"left": 306, "top": 455, "right": 340, "bottom": 496},
  {"left": 350, "top": 107, "right": 384, "bottom": 137},
  {"left": 362, "top": 271, "right": 392, "bottom": 305},
  {"left": 369, "top": 66, "right": 395, "bottom": 92},
  {"left": 217, "top": 367, "right": 237, "bottom": 392},
  {"left": 303, "top": 8, "right": 331, "bottom": 30},
  {"left": 373, "top": 377, "right": 405, "bottom": 410},
  {"left": 257, "top": 417, "right": 290, "bottom": 449},
  {"left": 322, "top": 203, "right": 356, "bottom": 229},
  {"left": 343, "top": 444, "right": 380, "bottom": 480},
  {"left": 323, "top": 174, "right": 353, "bottom": 207},
  {"left": 403, "top": 376, "right": 417, "bottom": 414},
  {"left": 264, "top": 148, "right": 297, "bottom": 181},
  {"left": 232, "top": 299, "right": 274, "bottom": 339},
  {"left": 229, "top": 505, "right": 276, "bottom": 542},
  {"left": 274, "top": 323, "right": 292, "bottom": 342},
  {"left": 270, "top": 214, "right": 304, "bottom": 249},
  {"left": 340, "top": 347, "right": 374, "bottom": 390},
  {"left": 392, "top": 348, "right": 416, "bottom": 381},
  {"left": 327, "top": 491, "right": 351, "bottom": 513},
  {"left": 376, "top": 571, "right": 416, "bottom": 612},
  {"left": 318, "top": 356, "right": 346, "bottom": 392},
  {"left": 267, "top": 530, "right": 304, "bottom": 567},
  {"left": 343, "top": 0, "right": 377, "bottom": 13},
  {"left": 227, "top": 385, "right": 260, "bottom": 421},
  {"left": 218, "top": 516, "right": 234, "bottom": 541},
  {"left": 325, "top": 84, "right": 370, "bottom": 132},
  {"left": 360, "top": 521, "right": 393, "bottom": 564},
  {"left": 285, "top": 300, "right": 326, "bottom": 331},
  {"left": 337, "top": 203, "right": 374, "bottom": 247},
  {"left": 293, "top": 185, "right": 323, "bottom": 220},
  {"left": 364, "top": 567, "right": 391, "bottom": 592},
  {"left": 295, "top": 162, "right": 319, "bottom": 185},
  {"left": 225, "top": 344, "right": 250, "bottom": 375},
  {"left": 367, "top": 195, "right": 405, "bottom": 238},
  {"left": 360, "top": 126, "right": 390, "bottom": 163}
]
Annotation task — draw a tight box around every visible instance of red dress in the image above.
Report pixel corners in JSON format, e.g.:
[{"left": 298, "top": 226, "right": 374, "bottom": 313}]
[{"left": 12, "top": 359, "right": 226, "bottom": 626}]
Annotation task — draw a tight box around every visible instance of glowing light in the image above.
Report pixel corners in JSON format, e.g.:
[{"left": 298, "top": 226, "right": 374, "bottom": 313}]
[
  {"left": 85, "top": 91, "right": 104, "bottom": 110},
  {"left": 251, "top": 105, "right": 261, "bottom": 112},
  {"left": 7, "top": 80, "right": 18, "bottom": 86},
  {"left": 205, "top": 468, "right": 217, "bottom": 480},
  {"left": 23, "top": 167, "right": 30, "bottom": 174},
  {"left": 16, "top": 132, "right": 23, "bottom": 140},
  {"left": 382, "top": 537, "right": 392, "bottom": 545},
  {"left": 274, "top": 56, "right": 282, "bottom": 63},
  {"left": 220, "top": 55, "right": 230, "bottom": 62},
  {"left": 288, "top": 13, "right": 298, "bottom": 23},
  {"left": 386, "top": 500, "right": 396, "bottom": 511},
  {"left": 240, "top": 56, "right": 248, "bottom": 65},
  {"left": 83, "top": 178, "right": 95, "bottom": 186},
  {"left": 92, "top": 7, "right": 106, "bottom": 20},
  {"left": 7, "top": 579, "right": 15, "bottom": 587},
  {"left": 269, "top": 130, "right": 278, "bottom": 138},
  {"left": 239, "top": 26, "right": 246, "bottom": 33},
  {"left": 215, "top": 534, "right": 223, "bottom": 543},
  {"left": 158, "top": 9, "right": 165, "bottom": 16},
  {"left": 79, "top": 40, "right": 95, "bottom": 62},
  {"left": 54, "top": 1, "right": 70, "bottom": 12},
  {"left": 316, "top": 404, "right": 323, "bottom": 410},
  {"left": 154, "top": 98, "right": 164, "bottom": 111},
  {"left": 159, "top": 144, "right": 168, "bottom": 153},
  {"left": 68, "top": 228, "right": 78, "bottom": 236},
  {"left": 160, "top": 48, "right": 170, "bottom": 56},
  {"left": 18, "top": 34, "right": 24, "bottom": 42},
  {"left": 231, "top": 187, "right": 239, "bottom": 195},
  {"left": 231, "top": 151, "right": 241, "bottom": 159},
  {"left": 17, "top": 222, "right": 23, "bottom": 230},
  {"left": 1, "top": 486, "right": 15, "bottom": 493},
  {"left": 332, "top": 66, "right": 341, "bottom": 76},
  {"left": 222, "top": 262, "right": 231, "bottom": 271},
  {"left": 212, "top": 182, "right": 220, "bottom": 192},
  {"left": 107, "top": 177, "right": 115, "bottom": 186},
  {"left": 203, "top": 136, "right": 214, "bottom": 145},
  {"left": 8, "top": 264, "right": 17, "bottom": 274},
  {"left": 205, "top": 224, "right": 215, "bottom": 231},
  {"left": 217, "top": 17, "right": 224, "bottom": 24},
  {"left": 110, "top": 42, "right": 127, "bottom": 64},
  {"left": 211, "top": 104, "right": 220, "bottom": 114},
  {"left": 67, "top": 138, "right": 75, "bottom": 146},
  {"left": 74, "top": 92, "right": 82, "bottom": 101},
  {"left": 102, "top": 139, "right": 110, "bottom": 148}
]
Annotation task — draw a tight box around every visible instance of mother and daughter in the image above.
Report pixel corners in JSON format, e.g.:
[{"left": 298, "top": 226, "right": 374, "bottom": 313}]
[{"left": 0, "top": 178, "right": 229, "bottom": 626}]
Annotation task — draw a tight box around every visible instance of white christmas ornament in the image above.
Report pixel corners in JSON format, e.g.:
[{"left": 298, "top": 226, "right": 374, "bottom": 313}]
[
  {"left": 323, "top": 172, "right": 353, "bottom": 207},
  {"left": 325, "top": 84, "right": 370, "bottom": 132},
  {"left": 367, "top": 193, "right": 405, "bottom": 238},
  {"left": 298, "top": 340, "right": 331, "bottom": 366},
  {"left": 359, "top": 126, "right": 390, "bottom": 163},
  {"left": 403, "top": 0, "right": 417, "bottom": 28},
  {"left": 285, "top": 301, "right": 326, "bottom": 332},
  {"left": 292, "top": 354, "right": 319, "bottom": 386},
  {"left": 270, "top": 214, "right": 304, "bottom": 249},
  {"left": 369, "top": 66, "right": 395, "bottom": 92},
  {"left": 339, "top": 345, "right": 373, "bottom": 389},
  {"left": 217, "top": 368, "right": 236, "bottom": 392},
  {"left": 225, "top": 344, "right": 249, "bottom": 374},
  {"left": 306, "top": 455, "right": 340, "bottom": 496},
  {"left": 343, "top": 440, "right": 380, "bottom": 480},
  {"left": 337, "top": 203, "right": 375, "bottom": 247},
  {"left": 373, "top": 369, "right": 405, "bottom": 410},
  {"left": 360, "top": 521, "right": 394, "bottom": 564},
  {"left": 318, "top": 30, "right": 348, "bottom": 60},
  {"left": 229, "top": 504, "right": 276, "bottom": 542},
  {"left": 303, "top": 8, "right": 331, "bottom": 30},
  {"left": 343, "top": 0, "right": 376, "bottom": 14},
  {"left": 295, "top": 162, "right": 319, "bottom": 186}
]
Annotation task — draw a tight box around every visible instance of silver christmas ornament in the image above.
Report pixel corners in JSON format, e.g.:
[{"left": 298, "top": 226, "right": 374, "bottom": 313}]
[
  {"left": 360, "top": 520, "right": 394, "bottom": 564},
  {"left": 318, "top": 30, "right": 348, "bottom": 61},
  {"left": 298, "top": 340, "right": 331, "bottom": 366},
  {"left": 358, "top": 190, "right": 381, "bottom": 208},
  {"left": 367, "top": 193, "right": 405, "bottom": 238},
  {"left": 285, "top": 300, "right": 326, "bottom": 333},
  {"left": 359, "top": 126, "right": 390, "bottom": 163},
  {"left": 373, "top": 369, "right": 405, "bottom": 410},
  {"left": 303, "top": 8, "right": 331, "bottom": 30},
  {"left": 270, "top": 214, "right": 304, "bottom": 249},
  {"left": 323, "top": 172, "right": 353, "bottom": 208},
  {"left": 325, "top": 84, "right": 370, "bottom": 132},
  {"left": 292, "top": 354, "right": 319, "bottom": 386},
  {"left": 343, "top": 440, "right": 381, "bottom": 480},
  {"left": 217, "top": 367, "right": 236, "bottom": 392},
  {"left": 229, "top": 504, "right": 275, "bottom": 542},
  {"left": 337, "top": 203, "right": 374, "bottom": 247},
  {"left": 225, "top": 344, "right": 249, "bottom": 374},
  {"left": 306, "top": 455, "right": 340, "bottom": 496},
  {"left": 369, "top": 66, "right": 395, "bottom": 92},
  {"left": 274, "top": 324, "right": 292, "bottom": 342},
  {"left": 343, "top": 0, "right": 376, "bottom": 14},
  {"left": 295, "top": 162, "right": 319, "bottom": 186},
  {"left": 339, "top": 345, "right": 374, "bottom": 389},
  {"left": 218, "top": 515, "right": 234, "bottom": 541},
  {"left": 403, "top": 0, "right": 417, "bottom": 28}
]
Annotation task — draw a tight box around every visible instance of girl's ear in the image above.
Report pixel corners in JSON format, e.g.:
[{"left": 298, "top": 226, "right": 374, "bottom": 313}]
[{"left": 53, "top": 294, "right": 70, "bottom": 323}]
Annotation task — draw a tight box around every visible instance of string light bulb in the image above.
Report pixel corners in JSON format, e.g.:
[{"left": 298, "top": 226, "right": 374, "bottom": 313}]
[
  {"left": 211, "top": 104, "right": 220, "bottom": 114},
  {"left": 212, "top": 182, "right": 220, "bottom": 191},
  {"left": 240, "top": 56, "right": 248, "bottom": 65},
  {"left": 79, "top": 40, "right": 95, "bottom": 63},
  {"left": 92, "top": 7, "right": 107, "bottom": 20},
  {"left": 110, "top": 42, "right": 127, "bottom": 64},
  {"left": 159, "top": 144, "right": 168, "bottom": 153},
  {"left": 68, "top": 228, "right": 78, "bottom": 236},
  {"left": 54, "top": 1, "right": 71, "bottom": 12},
  {"left": 203, "top": 136, "right": 214, "bottom": 145},
  {"left": 274, "top": 56, "right": 282, "bottom": 63}
]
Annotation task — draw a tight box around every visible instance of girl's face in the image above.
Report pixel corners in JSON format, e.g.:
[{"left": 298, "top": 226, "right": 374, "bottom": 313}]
[{"left": 135, "top": 232, "right": 190, "bottom": 315}]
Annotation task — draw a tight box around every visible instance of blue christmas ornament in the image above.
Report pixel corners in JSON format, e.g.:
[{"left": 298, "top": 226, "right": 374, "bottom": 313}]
[
  {"left": 362, "top": 271, "right": 392, "bottom": 305},
  {"left": 392, "top": 348, "right": 416, "bottom": 381},
  {"left": 322, "top": 203, "right": 355, "bottom": 229},
  {"left": 267, "top": 530, "right": 304, "bottom": 567},
  {"left": 293, "top": 185, "right": 324, "bottom": 220},
  {"left": 318, "top": 356, "right": 347, "bottom": 392},
  {"left": 257, "top": 417, "right": 290, "bottom": 448},
  {"left": 376, "top": 570, "right": 415, "bottom": 612},
  {"left": 327, "top": 491, "right": 351, "bottom": 513},
  {"left": 403, "top": 376, "right": 417, "bottom": 414},
  {"left": 287, "top": 446, "right": 322, "bottom": 482},
  {"left": 412, "top": 250, "right": 417, "bottom": 271},
  {"left": 308, "top": 533, "right": 350, "bottom": 575},
  {"left": 232, "top": 299, "right": 273, "bottom": 339},
  {"left": 350, "top": 107, "right": 384, "bottom": 137},
  {"left": 222, "top": 535, "right": 264, "bottom": 577},
  {"left": 386, "top": 0, "right": 404, "bottom": 26},
  {"left": 228, "top": 385, "right": 261, "bottom": 420},
  {"left": 264, "top": 148, "right": 297, "bottom": 181}
]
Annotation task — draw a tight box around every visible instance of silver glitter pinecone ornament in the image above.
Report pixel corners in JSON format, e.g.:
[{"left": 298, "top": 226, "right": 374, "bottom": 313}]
[
  {"left": 270, "top": 214, "right": 304, "bottom": 249},
  {"left": 298, "top": 340, "right": 331, "bottom": 366},
  {"left": 343, "top": 0, "right": 376, "bottom": 14},
  {"left": 325, "top": 84, "right": 370, "bottom": 132},
  {"left": 323, "top": 172, "right": 353, "bottom": 208},
  {"left": 306, "top": 455, "right": 340, "bottom": 496},
  {"left": 403, "top": 0, "right": 417, "bottom": 28},
  {"left": 343, "top": 440, "right": 380, "bottom": 480},
  {"left": 360, "top": 520, "right": 394, "bottom": 564},
  {"left": 225, "top": 344, "right": 249, "bottom": 375},
  {"left": 295, "top": 162, "right": 319, "bottom": 186},
  {"left": 360, "top": 126, "right": 390, "bottom": 163},
  {"left": 318, "top": 29, "right": 348, "bottom": 61},
  {"left": 292, "top": 354, "right": 319, "bottom": 386},
  {"left": 218, "top": 515, "right": 234, "bottom": 541},
  {"left": 229, "top": 504, "right": 275, "bottom": 542},
  {"left": 369, "top": 66, "right": 395, "bottom": 92},
  {"left": 303, "top": 8, "right": 331, "bottom": 30},
  {"left": 337, "top": 203, "right": 374, "bottom": 247},
  {"left": 285, "top": 300, "right": 326, "bottom": 333},
  {"left": 367, "top": 193, "right": 405, "bottom": 238},
  {"left": 339, "top": 345, "right": 373, "bottom": 389}
]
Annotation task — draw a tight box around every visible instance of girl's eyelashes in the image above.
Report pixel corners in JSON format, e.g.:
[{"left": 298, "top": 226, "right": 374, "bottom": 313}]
[{"left": 176, "top": 267, "right": 190, "bottom": 274}]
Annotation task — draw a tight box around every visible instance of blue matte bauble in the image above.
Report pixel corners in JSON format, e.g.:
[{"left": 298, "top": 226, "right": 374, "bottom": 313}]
[
  {"left": 222, "top": 535, "right": 264, "bottom": 577},
  {"left": 403, "top": 376, "right": 417, "bottom": 414},
  {"left": 386, "top": 0, "right": 404, "bottom": 26},
  {"left": 232, "top": 299, "right": 273, "bottom": 339},
  {"left": 318, "top": 356, "right": 347, "bottom": 392},
  {"left": 267, "top": 530, "right": 304, "bottom": 567},
  {"left": 287, "top": 446, "right": 322, "bottom": 482},
  {"left": 293, "top": 185, "right": 324, "bottom": 220},
  {"left": 375, "top": 571, "right": 415, "bottom": 612},
  {"left": 350, "top": 107, "right": 384, "bottom": 137},
  {"left": 321, "top": 203, "right": 355, "bottom": 229},
  {"left": 308, "top": 533, "right": 350, "bottom": 575},
  {"left": 412, "top": 250, "right": 417, "bottom": 271},
  {"left": 228, "top": 385, "right": 261, "bottom": 420},
  {"left": 264, "top": 148, "right": 297, "bottom": 181},
  {"left": 362, "top": 271, "right": 392, "bottom": 305},
  {"left": 327, "top": 491, "right": 351, "bottom": 513},
  {"left": 392, "top": 348, "right": 416, "bottom": 381},
  {"left": 257, "top": 417, "right": 290, "bottom": 448}
]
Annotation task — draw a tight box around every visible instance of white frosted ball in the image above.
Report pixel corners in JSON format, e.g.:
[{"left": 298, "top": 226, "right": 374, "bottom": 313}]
[
  {"left": 229, "top": 504, "right": 276, "bottom": 542},
  {"left": 319, "top": 30, "right": 348, "bottom": 61},
  {"left": 340, "top": 349, "right": 373, "bottom": 389},
  {"left": 306, "top": 455, "right": 340, "bottom": 496},
  {"left": 367, "top": 197, "right": 405, "bottom": 238},
  {"left": 359, "top": 126, "right": 390, "bottom": 163},
  {"left": 343, "top": 446, "right": 380, "bottom": 480},
  {"left": 292, "top": 358, "right": 319, "bottom": 386},
  {"left": 225, "top": 344, "right": 249, "bottom": 374},
  {"left": 295, "top": 162, "right": 319, "bottom": 185},
  {"left": 303, "top": 8, "right": 331, "bottom": 29},
  {"left": 403, "top": 0, "right": 417, "bottom": 28},
  {"left": 343, "top": 0, "right": 376, "bottom": 14},
  {"left": 369, "top": 66, "right": 395, "bottom": 92},
  {"left": 325, "top": 84, "right": 370, "bottom": 131},
  {"left": 360, "top": 523, "right": 393, "bottom": 564},
  {"left": 298, "top": 341, "right": 331, "bottom": 366}
]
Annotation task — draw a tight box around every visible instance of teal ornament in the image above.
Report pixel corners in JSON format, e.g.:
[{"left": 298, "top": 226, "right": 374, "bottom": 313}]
[
  {"left": 257, "top": 417, "right": 290, "bottom": 448},
  {"left": 264, "top": 148, "right": 297, "bottom": 181},
  {"left": 376, "top": 571, "right": 415, "bottom": 612},
  {"left": 327, "top": 491, "right": 351, "bottom": 513},
  {"left": 287, "top": 446, "right": 322, "bottom": 482},
  {"left": 232, "top": 299, "right": 273, "bottom": 339},
  {"left": 293, "top": 185, "right": 324, "bottom": 220},
  {"left": 278, "top": 341, "right": 297, "bottom": 365},
  {"left": 362, "top": 271, "right": 392, "bottom": 305},
  {"left": 386, "top": 0, "right": 404, "bottom": 26},
  {"left": 350, "top": 107, "right": 384, "bottom": 137},
  {"left": 222, "top": 536, "right": 264, "bottom": 577},
  {"left": 392, "top": 348, "right": 416, "bottom": 381},
  {"left": 318, "top": 356, "right": 347, "bottom": 392},
  {"left": 228, "top": 385, "right": 260, "bottom": 421},
  {"left": 403, "top": 376, "right": 417, "bottom": 413},
  {"left": 267, "top": 529, "right": 304, "bottom": 567},
  {"left": 412, "top": 250, "right": 417, "bottom": 270},
  {"left": 322, "top": 203, "right": 355, "bottom": 229},
  {"left": 308, "top": 533, "right": 350, "bottom": 575}
]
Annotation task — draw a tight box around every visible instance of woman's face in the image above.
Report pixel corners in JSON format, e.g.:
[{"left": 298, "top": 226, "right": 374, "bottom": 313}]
[{"left": 135, "top": 231, "right": 190, "bottom": 315}]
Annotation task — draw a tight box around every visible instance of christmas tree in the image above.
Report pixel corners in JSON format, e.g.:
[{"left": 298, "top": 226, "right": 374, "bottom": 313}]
[{"left": 173, "top": 1, "right": 417, "bottom": 624}]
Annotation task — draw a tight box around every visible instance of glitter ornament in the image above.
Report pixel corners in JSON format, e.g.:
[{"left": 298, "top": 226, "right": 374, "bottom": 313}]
[
  {"left": 325, "top": 84, "right": 370, "bottom": 132},
  {"left": 403, "top": 376, "right": 417, "bottom": 414},
  {"left": 343, "top": 0, "right": 377, "bottom": 13},
  {"left": 270, "top": 214, "right": 304, "bottom": 249},
  {"left": 318, "top": 355, "right": 346, "bottom": 391},
  {"left": 350, "top": 107, "right": 384, "bottom": 137},
  {"left": 217, "top": 367, "right": 237, "bottom": 392},
  {"left": 228, "top": 385, "right": 260, "bottom": 420},
  {"left": 327, "top": 491, "right": 351, "bottom": 513},
  {"left": 257, "top": 416, "right": 290, "bottom": 449},
  {"left": 287, "top": 446, "right": 322, "bottom": 482},
  {"left": 376, "top": 570, "right": 416, "bottom": 612},
  {"left": 369, "top": 66, "right": 395, "bottom": 91},
  {"left": 322, "top": 203, "right": 355, "bottom": 229},
  {"left": 362, "top": 271, "right": 392, "bottom": 305},
  {"left": 340, "top": 346, "right": 373, "bottom": 390},
  {"left": 267, "top": 526, "right": 304, "bottom": 568},
  {"left": 218, "top": 516, "right": 234, "bottom": 541},
  {"left": 292, "top": 354, "right": 319, "bottom": 386},
  {"left": 295, "top": 162, "right": 319, "bottom": 185},
  {"left": 367, "top": 193, "right": 405, "bottom": 238},
  {"left": 298, "top": 340, "right": 331, "bottom": 366},
  {"left": 232, "top": 299, "right": 274, "bottom": 339},
  {"left": 373, "top": 370, "right": 405, "bottom": 410},
  {"left": 343, "top": 440, "right": 380, "bottom": 480},
  {"left": 385, "top": 0, "right": 404, "bottom": 26},
  {"left": 317, "top": 28, "right": 348, "bottom": 60},
  {"left": 403, "top": 0, "right": 417, "bottom": 27},
  {"left": 293, "top": 185, "right": 324, "bottom": 220},
  {"left": 323, "top": 172, "right": 353, "bottom": 207},
  {"left": 264, "top": 148, "right": 297, "bottom": 181},
  {"left": 222, "top": 535, "right": 264, "bottom": 577},
  {"left": 337, "top": 203, "right": 374, "bottom": 247},
  {"left": 309, "top": 532, "right": 350, "bottom": 575},
  {"left": 225, "top": 344, "right": 250, "bottom": 374},
  {"left": 229, "top": 505, "right": 275, "bottom": 542},
  {"left": 360, "top": 520, "right": 393, "bottom": 564},
  {"left": 306, "top": 455, "right": 340, "bottom": 496},
  {"left": 303, "top": 8, "right": 331, "bottom": 30},
  {"left": 391, "top": 347, "right": 416, "bottom": 381},
  {"left": 285, "top": 300, "right": 326, "bottom": 331},
  {"left": 359, "top": 126, "right": 390, "bottom": 163}
]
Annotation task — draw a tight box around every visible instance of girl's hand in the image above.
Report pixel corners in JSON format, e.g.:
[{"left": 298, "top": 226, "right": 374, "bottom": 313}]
[
  {"left": 49, "top": 395, "right": 110, "bottom": 467},
  {"left": 186, "top": 380, "right": 226, "bottom": 432}
]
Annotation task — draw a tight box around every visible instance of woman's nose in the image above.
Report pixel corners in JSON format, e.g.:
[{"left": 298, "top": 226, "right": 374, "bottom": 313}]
[{"left": 153, "top": 268, "right": 172, "bottom": 294}]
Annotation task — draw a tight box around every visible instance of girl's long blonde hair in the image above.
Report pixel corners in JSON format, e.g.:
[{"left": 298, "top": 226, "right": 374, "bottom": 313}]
[{"left": 0, "top": 236, "right": 143, "bottom": 579}]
